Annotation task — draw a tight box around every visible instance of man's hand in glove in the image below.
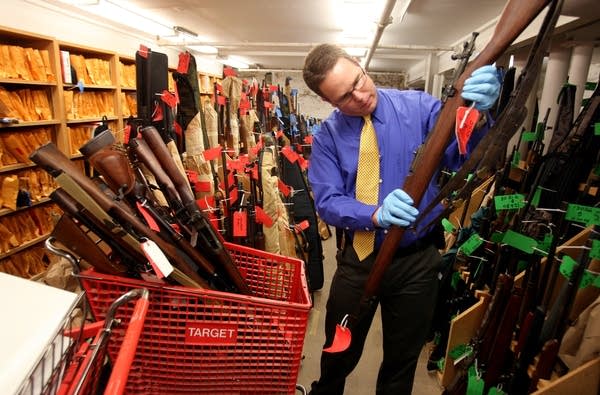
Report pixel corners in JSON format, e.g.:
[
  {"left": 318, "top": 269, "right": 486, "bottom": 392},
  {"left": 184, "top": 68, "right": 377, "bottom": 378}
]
[
  {"left": 374, "top": 189, "right": 419, "bottom": 228},
  {"left": 461, "top": 65, "right": 501, "bottom": 111}
]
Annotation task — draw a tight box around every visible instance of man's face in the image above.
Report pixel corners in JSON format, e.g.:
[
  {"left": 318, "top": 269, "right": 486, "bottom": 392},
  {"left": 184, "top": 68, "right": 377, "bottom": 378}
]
[{"left": 319, "top": 58, "right": 378, "bottom": 117}]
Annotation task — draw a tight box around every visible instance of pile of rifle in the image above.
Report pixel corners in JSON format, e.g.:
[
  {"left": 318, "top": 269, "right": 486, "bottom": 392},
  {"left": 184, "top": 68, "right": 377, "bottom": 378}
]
[{"left": 432, "top": 75, "right": 600, "bottom": 394}]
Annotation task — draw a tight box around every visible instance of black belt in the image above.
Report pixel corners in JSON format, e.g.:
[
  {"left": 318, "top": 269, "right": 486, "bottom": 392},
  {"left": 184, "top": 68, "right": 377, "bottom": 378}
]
[{"left": 344, "top": 226, "right": 442, "bottom": 259}]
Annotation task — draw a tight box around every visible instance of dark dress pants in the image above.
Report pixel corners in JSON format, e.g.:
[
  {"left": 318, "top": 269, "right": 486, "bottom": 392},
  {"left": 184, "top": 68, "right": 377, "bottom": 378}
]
[{"left": 310, "top": 242, "right": 442, "bottom": 395}]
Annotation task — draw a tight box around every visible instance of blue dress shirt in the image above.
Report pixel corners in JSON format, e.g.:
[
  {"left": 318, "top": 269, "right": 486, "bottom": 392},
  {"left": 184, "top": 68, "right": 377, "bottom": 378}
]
[{"left": 308, "top": 88, "right": 487, "bottom": 248}]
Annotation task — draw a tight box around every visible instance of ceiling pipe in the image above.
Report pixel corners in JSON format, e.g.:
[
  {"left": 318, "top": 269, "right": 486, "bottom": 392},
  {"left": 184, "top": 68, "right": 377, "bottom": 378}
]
[{"left": 362, "top": 0, "right": 398, "bottom": 70}]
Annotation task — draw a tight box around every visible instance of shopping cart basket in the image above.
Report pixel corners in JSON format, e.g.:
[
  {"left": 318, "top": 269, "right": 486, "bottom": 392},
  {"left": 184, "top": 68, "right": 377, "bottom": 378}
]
[{"left": 78, "top": 241, "right": 312, "bottom": 394}]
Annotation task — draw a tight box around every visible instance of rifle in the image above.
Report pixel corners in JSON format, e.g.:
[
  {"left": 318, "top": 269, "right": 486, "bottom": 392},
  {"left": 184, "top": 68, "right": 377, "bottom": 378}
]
[
  {"left": 327, "top": 0, "right": 554, "bottom": 353},
  {"left": 139, "top": 126, "right": 251, "bottom": 294}
]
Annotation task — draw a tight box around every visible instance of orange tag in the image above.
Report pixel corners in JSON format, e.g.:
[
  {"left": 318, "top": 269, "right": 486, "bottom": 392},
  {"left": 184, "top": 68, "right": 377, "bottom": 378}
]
[
  {"left": 298, "top": 156, "right": 308, "bottom": 171},
  {"left": 303, "top": 135, "right": 313, "bottom": 144},
  {"left": 278, "top": 179, "right": 291, "bottom": 197},
  {"left": 123, "top": 124, "right": 132, "bottom": 144},
  {"left": 203, "top": 146, "right": 222, "bottom": 161},
  {"left": 161, "top": 90, "right": 177, "bottom": 108},
  {"left": 263, "top": 101, "right": 272, "bottom": 109},
  {"left": 281, "top": 146, "right": 299, "bottom": 163},
  {"left": 455, "top": 105, "right": 479, "bottom": 155},
  {"left": 173, "top": 121, "right": 182, "bottom": 136},
  {"left": 138, "top": 45, "right": 149, "bottom": 58},
  {"left": 217, "top": 95, "right": 226, "bottom": 106},
  {"left": 186, "top": 170, "right": 199, "bottom": 184},
  {"left": 294, "top": 220, "right": 310, "bottom": 233},
  {"left": 269, "top": 84, "right": 278, "bottom": 92},
  {"left": 223, "top": 66, "right": 237, "bottom": 77},
  {"left": 233, "top": 211, "right": 247, "bottom": 237},
  {"left": 152, "top": 103, "right": 163, "bottom": 121},
  {"left": 255, "top": 205, "right": 274, "bottom": 227},
  {"left": 136, "top": 202, "right": 160, "bottom": 231},
  {"left": 177, "top": 52, "right": 190, "bottom": 74}
]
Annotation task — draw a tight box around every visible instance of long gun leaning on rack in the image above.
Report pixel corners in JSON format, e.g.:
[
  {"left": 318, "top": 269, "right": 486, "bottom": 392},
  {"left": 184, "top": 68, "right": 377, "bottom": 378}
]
[{"left": 326, "top": 0, "right": 554, "bottom": 353}]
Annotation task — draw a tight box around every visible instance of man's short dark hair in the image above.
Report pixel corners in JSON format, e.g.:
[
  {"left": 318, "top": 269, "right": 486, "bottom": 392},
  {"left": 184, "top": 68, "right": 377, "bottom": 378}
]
[{"left": 302, "top": 44, "right": 358, "bottom": 98}]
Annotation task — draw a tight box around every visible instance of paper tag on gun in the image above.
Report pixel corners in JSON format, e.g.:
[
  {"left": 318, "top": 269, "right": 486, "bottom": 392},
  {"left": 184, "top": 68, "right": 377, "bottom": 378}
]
[
  {"left": 141, "top": 239, "right": 174, "bottom": 279},
  {"left": 455, "top": 105, "right": 480, "bottom": 155}
]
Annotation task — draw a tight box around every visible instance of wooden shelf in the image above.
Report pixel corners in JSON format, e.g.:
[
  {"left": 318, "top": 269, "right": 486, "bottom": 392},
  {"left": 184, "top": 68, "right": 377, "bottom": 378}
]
[
  {"left": 0, "top": 197, "right": 52, "bottom": 218},
  {"left": 0, "top": 233, "right": 49, "bottom": 260}
]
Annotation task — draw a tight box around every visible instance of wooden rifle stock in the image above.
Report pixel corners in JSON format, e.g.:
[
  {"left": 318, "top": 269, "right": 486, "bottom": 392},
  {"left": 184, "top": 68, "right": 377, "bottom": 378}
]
[
  {"left": 51, "top": 214, "right": 128, "bottom": 276},
  {"left": 361, "top": 0, "right": 552, "bottom": 308},
  {"left": 140, "top": 126, "right": 251, "bottom": 294},
  {"left": 30, "top": 142, "right": 209, "bottom": 289}
]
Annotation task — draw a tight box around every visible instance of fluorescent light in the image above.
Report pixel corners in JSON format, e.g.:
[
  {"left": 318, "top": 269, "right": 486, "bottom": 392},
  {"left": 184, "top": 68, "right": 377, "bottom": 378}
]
[
  {"left": 336, "top": 0, "right": 384, "bottom": 44},
  {"left": 56, "top": 0, "right": 173, "bottom": 36}
]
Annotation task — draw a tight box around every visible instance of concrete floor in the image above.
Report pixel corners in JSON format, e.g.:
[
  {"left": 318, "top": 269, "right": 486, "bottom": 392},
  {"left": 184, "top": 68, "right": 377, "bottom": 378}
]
[{"left": 296, "top": 235, "right": 444, "bottom": 395}]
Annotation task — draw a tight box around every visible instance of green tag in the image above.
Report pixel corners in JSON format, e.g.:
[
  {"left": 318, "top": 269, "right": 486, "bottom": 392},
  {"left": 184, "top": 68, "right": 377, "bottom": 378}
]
[
  {"left": 467, "top": 365, "right": 485, "bottom": 395},
  {"left": 580, "top": 271, "right": 595, "bottom": 289},
  {"left": 449, "top": 344, "right": 470, "bottom": 360},
  {"left": 585, "top": 81, "right": 598, "bottom": 90},
  {"left": 442, "top": 218, "right": 456, "bottom": 232},
  {"left": 559, "top": 255, "right": 577, "bottom": 278},
  {"left": 535, "top": 122, "right": 546, "bottom": 139},
  {"left": 532, "top": 186, "right": 542, "bottom": 208},
  {"left": 502, "top": 229, "right": 538, "bottom": 254},
  {"left": 517, "top": 260, "right": 529, "bottom": 273},
  {"left": 565, "top": 203, "right": 600, "bottom": 225},
  {"left": 451, "top": 271, "right": 461, "bottom": 290},
  {"left": 595, "top": 123, "right": 600, "bottom": 136},
  {"left": 494, "top": 194, "right": 526, "bottom": 210},
  {"left": 591, "top": 240, "right": 600, "bottom": 259},
  {"left": 466, "top": 173, "right": 474, "bottom": 182},
  {"left": 536, "top": 233, "right": 553, "bottom": 256},
  {"left": 437, "top": 357, "right": 445, "bottom": 372},
  {"left": 491, "top": 231, "right": 505, "bottom": 243},
  {"left": 595, "top": 274, "right": 600, "bottom": 289},
  {"left": 459, "top": 233, "right": 484, "bottom": 256},
  {"left": 512, "top": 151, "right": 521, "bottom": 167},
  {"left": 594, "top": 165, "right": 600, "bottom": 177},
  {"left": 488, "top": 387, "right": 507, "bottom": 395},
  {"left": 522, "top": 131, "right": 538, "bottom": 142}
]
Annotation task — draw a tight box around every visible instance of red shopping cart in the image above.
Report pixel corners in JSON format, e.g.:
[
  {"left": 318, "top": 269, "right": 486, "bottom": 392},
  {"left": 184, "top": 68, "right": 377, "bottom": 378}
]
[{"left": 78, "top": 241, "right": 311, "bottom": 394}]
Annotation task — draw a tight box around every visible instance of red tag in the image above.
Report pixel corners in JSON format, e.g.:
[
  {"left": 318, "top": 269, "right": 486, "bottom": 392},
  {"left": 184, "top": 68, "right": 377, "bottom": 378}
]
[
  {"left": 138, "top": 45, "right": 149, "bottom": 58},
  {"left": 136, "top": 201, "right": 160, "bottom": 231},
  {"left": 281, "top": 146, "right": 299, "bottom": 163},
  {"left": 228, "top": 186, "right": 237, "bottom": 204},
  {"left": 223, "top": 66, "right": 237, "bottom": 77},
  {"left": 250, "top": 164, "right": 258, "bottom": 180},
  {"left": 195, "top": 181, "right": 212, "bottom": 192},
  {"left": 152, "top": 103, "right": 163, "bottom": 121},
  {"left": 455, "top": 105, "right": 480, "bottom": 155},
  {"left": 177, "top": 52, "right": 190, "bottom": 74},
  {"left": 263, "top": 101, "right": 272, "bottom": 109},
  {"left": 269, "top": 85, "right": 278, "bottom": 92},
  {"left": 123, "top": 124, "right": 132, "bottom": 144},
  {"left": 232, "top": 211, "right": 247, "bottom": 237},
  {"left": 186, "top": 170, "right": 199, "bottom": 184},
  {"left": 228, "top": 171, "right": 235, "bottom": 188},
  {"left": 203, "top": 146, "right": 222, "bottom": 161},
  {"left": 217, "top": 95, "right": 226, "bottom": 106},
  {"left": 173, "top": 121, "right": 183, "bottom": 136},
  {"left": 185, "top": 322, "right": 237, "bottom": 345},
  {"left": 255, "top": 205, "right": 274, "bottom": 227},
  {"left": 197, "top": 195, "right": 215, "bottom": 210},
  {"left": 276, "top": 130, "right": 284, "bottom": 139},
  {"left": 278, "top": 179, "right": 291, "bottom": 197},
  {"left": 294, "top": 219, "right": 310, "bottom": 233},
  {"left": 215, "top": 83, "right": 223, "bottom": 94},
  {"left": 161, "top": 90, "right": 177, "bottom": 108},
  {"left": 303, "top": 135, "right": 313, "bottom": 145},
  {"left": 250, "top": 145, "right": 260, "bottom": 156},
  {"left": 298, "top": 156, "right": 308, "bottom": 171}
]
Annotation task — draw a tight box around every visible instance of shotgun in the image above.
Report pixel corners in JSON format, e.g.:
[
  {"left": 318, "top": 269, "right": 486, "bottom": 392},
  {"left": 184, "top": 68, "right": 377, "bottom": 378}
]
[{"left": 328, "top": 0, "right": 554, "bottom": 353}]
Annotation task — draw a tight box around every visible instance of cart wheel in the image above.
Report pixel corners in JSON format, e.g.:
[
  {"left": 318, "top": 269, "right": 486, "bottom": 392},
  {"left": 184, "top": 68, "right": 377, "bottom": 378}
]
[{"left": 296, "top": 384, "right": 308, "bottom": 395}]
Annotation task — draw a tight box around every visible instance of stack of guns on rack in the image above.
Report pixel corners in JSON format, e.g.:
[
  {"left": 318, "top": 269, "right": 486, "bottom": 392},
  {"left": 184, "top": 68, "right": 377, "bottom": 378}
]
[
  {"left": 421, "top": 1, "right": 600, "bottom": 393},
  {"left": 30, "top": 46, "right": 325, "bottom": 294}
]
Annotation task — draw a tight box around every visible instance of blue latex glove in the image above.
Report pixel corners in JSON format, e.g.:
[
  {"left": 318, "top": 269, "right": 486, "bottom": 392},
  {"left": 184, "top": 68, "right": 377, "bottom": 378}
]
[
  {"left": 461, "top": 65, "right": 501, "bottom": 111},
  {"left": 375, "top": 189, "right": 419, "bottom": 228}
]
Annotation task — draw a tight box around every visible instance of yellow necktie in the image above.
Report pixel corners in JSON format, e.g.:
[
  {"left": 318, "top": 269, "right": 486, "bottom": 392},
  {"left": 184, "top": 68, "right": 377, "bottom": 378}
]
[{"left": 353, "top": 115, "right": 380, "bottom": 261}]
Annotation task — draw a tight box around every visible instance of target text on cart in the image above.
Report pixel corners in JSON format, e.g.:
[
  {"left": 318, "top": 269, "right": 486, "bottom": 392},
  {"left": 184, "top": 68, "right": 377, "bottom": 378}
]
[{"left": 185, "top": 322, "right": 238, "bottom": 345}]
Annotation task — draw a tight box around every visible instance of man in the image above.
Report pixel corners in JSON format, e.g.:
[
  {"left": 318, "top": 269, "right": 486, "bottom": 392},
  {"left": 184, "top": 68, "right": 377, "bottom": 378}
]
[{"left": 302, "top": 44, "right": 500, "bottom": 394}]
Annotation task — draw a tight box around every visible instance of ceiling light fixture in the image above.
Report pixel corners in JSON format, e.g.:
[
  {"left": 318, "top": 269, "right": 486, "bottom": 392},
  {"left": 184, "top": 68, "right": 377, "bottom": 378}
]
[
  {"left": 216, "top": 55, "right": 249, "bottom": 69},
  {"left": 173, "top": 25, "right": 198, "bottom": 38},
  {"left": 186, "top": 45, "right": 219, "bottom": 55}
]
